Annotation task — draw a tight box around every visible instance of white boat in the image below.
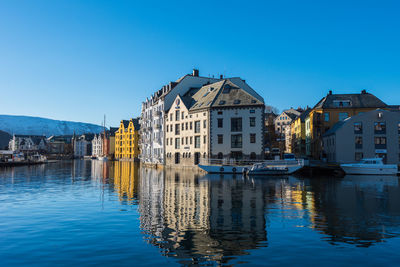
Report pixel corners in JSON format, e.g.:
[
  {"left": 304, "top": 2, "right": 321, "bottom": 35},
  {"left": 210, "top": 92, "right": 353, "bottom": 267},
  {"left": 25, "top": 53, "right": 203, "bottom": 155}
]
[
  {"left": 198, "top": 159, "right": 304, "bottom": 175},
  {"left": 247, "top": 160, "right": 304, "bottom": 176},
  {"left": 97, "top": 156, "right": 108, "bottom": 162},
  {"left": 340, "top": 158, "right": 398, "bottom": 175}
]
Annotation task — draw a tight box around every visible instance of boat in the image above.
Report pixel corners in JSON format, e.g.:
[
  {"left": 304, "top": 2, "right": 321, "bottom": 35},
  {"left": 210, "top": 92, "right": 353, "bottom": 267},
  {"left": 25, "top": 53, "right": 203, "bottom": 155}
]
[
  {"left": 247, "top": 160, "right": 304, "bottom": 175},
  {"left": 340, "top": 158, "right": 398, "bottom": 175},
  {"left": 198, "top": 158, "right": 304, "bottom": 175},
  {"left": 97, "top": 156, "right": 108, "bottom": 162}
]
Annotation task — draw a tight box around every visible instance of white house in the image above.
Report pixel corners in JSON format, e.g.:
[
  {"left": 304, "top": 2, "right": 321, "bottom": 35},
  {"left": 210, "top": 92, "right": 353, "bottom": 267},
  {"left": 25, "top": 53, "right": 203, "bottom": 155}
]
[{"left": 8, "top": 135, "right": 47, "bottom": 153}]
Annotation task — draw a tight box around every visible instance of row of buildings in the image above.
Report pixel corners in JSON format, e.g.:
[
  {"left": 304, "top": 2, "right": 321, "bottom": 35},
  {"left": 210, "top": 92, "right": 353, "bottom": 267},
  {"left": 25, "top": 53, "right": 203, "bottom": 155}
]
[{"left": 271, "top": 90, "right": 400, "bottom": 164}]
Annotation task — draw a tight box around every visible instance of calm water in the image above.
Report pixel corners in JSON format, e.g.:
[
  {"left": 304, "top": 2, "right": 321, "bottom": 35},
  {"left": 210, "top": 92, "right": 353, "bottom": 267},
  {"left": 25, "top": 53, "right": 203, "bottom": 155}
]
[{"left": 1, "top": 161, "right": 400, "bottom": 266}]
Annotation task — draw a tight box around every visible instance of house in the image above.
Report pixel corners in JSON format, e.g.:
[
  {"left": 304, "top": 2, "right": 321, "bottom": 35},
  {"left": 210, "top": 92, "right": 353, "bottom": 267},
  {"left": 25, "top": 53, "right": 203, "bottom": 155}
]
[
  {"left": 107, "top": 127, "right": 119, "bottom": 158},
  {"left": 115, "top": 118, "right": 140, "bottom": 161},
  {"left": 274, "top": 108, "right": 302, "bottom": 153},
  {"left": 92, "top": 134, "right": 103, "bottom": 157},
  {"left": 73, "top": 133, "right": 94, "bottom": 158},
  {"left": 306, "top": 90, "right": 387, "bottom": 159},
  {"left": 165, "top": 78, "right": 265, "bottom": 167},
  {"left": 290, "top": 108, "right": 311, "bottom": 157},
  {"left": 323, "top": 109, "right": 400, "bottom": 164},
  {"left": 140, "top": 69, "right": 222, "bottom": 166},
  {"left": 47, "top": 135, "right": 73, "bottom": 155},
  {"left": 8, "top": 135, "right": 47, "bottom": 153}
]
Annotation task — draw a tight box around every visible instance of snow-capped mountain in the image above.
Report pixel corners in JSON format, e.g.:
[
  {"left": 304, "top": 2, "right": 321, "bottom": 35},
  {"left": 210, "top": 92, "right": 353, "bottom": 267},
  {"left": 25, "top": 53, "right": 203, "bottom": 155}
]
[{"left": 0, "top": 115, "right": 105, "bottom": 137}]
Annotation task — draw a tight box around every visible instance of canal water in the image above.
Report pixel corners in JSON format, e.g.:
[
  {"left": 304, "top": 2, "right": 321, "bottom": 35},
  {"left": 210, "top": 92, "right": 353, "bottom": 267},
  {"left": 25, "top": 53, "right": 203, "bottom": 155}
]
[{"left": 1, "top": 160, "right": 400, "bottom": 266}]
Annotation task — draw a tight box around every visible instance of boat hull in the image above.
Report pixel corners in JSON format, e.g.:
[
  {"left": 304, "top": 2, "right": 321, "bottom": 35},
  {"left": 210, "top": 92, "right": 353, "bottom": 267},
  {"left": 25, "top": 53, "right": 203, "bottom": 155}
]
[
  {"left": 341, "top": 165, "right": 398, "bottom": 175},
  {"left": 248, "top": 165, "right": 302, "bottom": 176},
  {"left": 198, "top": 164, "right": 248, "bottom": 174}
]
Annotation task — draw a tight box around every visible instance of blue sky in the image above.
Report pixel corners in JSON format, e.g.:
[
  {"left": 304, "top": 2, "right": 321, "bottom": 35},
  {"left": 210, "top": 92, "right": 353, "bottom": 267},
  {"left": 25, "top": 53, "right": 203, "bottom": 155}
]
[{"left": 0, "top": 0, "right": 399, "bottom": 127}]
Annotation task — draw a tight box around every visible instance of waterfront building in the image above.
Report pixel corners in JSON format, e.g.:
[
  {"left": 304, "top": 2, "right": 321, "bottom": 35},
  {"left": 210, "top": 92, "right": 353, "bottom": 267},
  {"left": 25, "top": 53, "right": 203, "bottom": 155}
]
[
  {"left": 91, "top": 134, "right": 103, "bottom": 157},
  {"left": 8, "top": 135, "right": 47, "bottom": 153},
  {"left": 290, "top": 108, "right": 311, "bottom": 157},
  {"left": 264, "top": 111, "right": 278, "bottom": 158},
  {"left": 140, "top": 69, "right": 221, "bottom": 166},
  {"left": 72, "top": 133, "right": 94, "bottom": 157},
  {"left": 115, "top": 118, "right": 140, "bottom": 161},
  {"left": 323, "top": 109, "right": 400, "bottom": 164},
  {"left": 274, "top": 108, "right": 302, "bottom": 153},
  {"left": 107, "top": 127, "right": 119, "bottom": 158},
  {"left": 306, "top": 90, "right": 387, "bottom": 159},
  {"left": 47, "top": 135, "right": 73, "bottom": 155},
  {"left": 165, "top": 78, "right": 265, "bottom": 166}
]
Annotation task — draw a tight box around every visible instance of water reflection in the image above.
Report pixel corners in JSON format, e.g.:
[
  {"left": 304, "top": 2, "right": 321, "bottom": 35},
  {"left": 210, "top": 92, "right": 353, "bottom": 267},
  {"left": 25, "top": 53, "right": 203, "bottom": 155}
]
[{"left": 85, "top": 161, "right": 400, "bottom": 263}]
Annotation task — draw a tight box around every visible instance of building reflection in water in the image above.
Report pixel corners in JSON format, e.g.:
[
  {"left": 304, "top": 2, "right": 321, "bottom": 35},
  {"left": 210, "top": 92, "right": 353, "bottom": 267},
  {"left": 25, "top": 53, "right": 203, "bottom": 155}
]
[{"left": 90, "top": 161, "right": 400, "bottom": 263}]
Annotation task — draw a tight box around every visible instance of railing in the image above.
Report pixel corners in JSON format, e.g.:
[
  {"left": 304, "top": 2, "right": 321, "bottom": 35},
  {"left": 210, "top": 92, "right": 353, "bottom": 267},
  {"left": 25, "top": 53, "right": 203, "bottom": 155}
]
[{"left": 199, "top": 158, "right": 304, "bottom": 167}]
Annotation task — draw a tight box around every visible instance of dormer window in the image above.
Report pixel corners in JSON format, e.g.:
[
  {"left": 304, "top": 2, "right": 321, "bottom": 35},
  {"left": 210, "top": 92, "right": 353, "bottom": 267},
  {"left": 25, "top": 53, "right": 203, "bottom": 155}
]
[
  {"left": 219, "top": 100, "right": 226, "bottom": 105},
  {"left": 234, "top": 99, "right": 241, "bottom": 105},
  {"left": 333, "top": 100, "right": 351, "bottom": 107}
]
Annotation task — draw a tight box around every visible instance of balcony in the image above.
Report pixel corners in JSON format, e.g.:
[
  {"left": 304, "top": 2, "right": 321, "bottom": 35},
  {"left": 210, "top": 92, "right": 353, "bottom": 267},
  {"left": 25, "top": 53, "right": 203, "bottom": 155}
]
[{"left": 154, "top": 124, "right": 161, "bottom": 129}]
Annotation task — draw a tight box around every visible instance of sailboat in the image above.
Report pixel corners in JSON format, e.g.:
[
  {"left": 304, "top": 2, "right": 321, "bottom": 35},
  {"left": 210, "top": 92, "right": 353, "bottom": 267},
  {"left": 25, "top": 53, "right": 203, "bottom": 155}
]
[{"left": 97, "top": 115, "right": 108, "bottom": 162}]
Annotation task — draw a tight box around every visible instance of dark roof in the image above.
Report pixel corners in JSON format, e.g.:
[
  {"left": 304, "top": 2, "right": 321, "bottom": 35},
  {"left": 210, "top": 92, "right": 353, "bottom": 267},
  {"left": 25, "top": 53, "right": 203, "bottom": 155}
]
[
  {"left": 131, "top": 118, "right": 140, "bottom": 130},
  {"left": 314, "top": 92, "right": 387, "bottom": 109},
  {"left": 323, "top": 120, "right": 347, "bottom": 137},
  {"left": 298, "top": 108, "right": 312, "bottom": 122},
  {"left": 109, "top": 127, "right": 119, "bottom": 136},
  {"left": 122, "top": 120, "right": 130, "bottom": 128}
]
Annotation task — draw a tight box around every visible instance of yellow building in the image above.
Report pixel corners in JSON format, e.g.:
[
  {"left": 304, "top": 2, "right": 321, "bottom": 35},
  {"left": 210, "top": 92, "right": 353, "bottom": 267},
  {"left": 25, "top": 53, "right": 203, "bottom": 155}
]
[
  {"left": 305, "top": 90, "right": 387, "bottom": 159},
  {"left": 290, "top": 108, "right": 311, "bottom": 157},
  {"left": 115, "top": 118, "right": 140, "bottom": 160}
]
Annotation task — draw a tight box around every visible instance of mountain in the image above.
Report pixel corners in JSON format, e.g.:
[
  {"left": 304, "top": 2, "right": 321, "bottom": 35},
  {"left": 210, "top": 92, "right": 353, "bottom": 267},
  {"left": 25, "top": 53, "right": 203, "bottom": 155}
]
[
  {"left": 0, "top": 115, "right": 104, "bottom": 137},
  {"left": 0, "top": 130, "right": 11, "bottom": 150}
]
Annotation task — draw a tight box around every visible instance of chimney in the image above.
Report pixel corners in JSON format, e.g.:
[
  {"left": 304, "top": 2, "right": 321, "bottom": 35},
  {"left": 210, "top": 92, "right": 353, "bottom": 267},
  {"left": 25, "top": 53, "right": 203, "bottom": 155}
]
[
  {"left": 328, "top": 90, "right": 332, "bottom": 95},
  {"left": 192, "top": 69, "right": 199, "bottom": 77},
  {"left": 220, "top": 74, "right": 223, "bottom": 79},
  {"left": 361, "top": 89, "right": 367, "bottom": 94}
]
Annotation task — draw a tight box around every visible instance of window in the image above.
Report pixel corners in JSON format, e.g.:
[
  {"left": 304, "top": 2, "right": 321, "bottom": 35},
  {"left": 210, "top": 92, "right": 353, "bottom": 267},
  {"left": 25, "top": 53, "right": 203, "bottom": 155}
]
[
  {"left": 175, "top": 110, "right": 180, "bottom": 121},
  {"left": 170, "top": 113, "right": 173, "bottom": 121},
  {"left": 334, "top": 100, "right": 351, "bottom": 107},
  {"left": 181, "top": 137, "right": 184, "bottom": 144},
  {"left": 250, "top": 110, "right": 255, "bottom": 113},
  {"left": 234, "top": 99, "right": 241, "bottom": 104},
  {"left": 203, "top": 135, "right": 206, "bottom": 144},
  {"left": 217, "top": 152, "right": 223, "bottom": 159},
  {"left": 195, "top": 136, "right": 200, "bottom": 148},
  {"left": 374, "top": 122, "right": 386, "bottom": 134},
  {"left": 166, "top": 139, "right": 169, "bottom": 146},
  {"left": 354, "top": 122, "right": 362, "bottom": 134},
  {"left": 175, "top": 124, "right": 180, "bottom": 135},
  {"left": 339, "top": 112, "right": 348, "bottom": 121},
  {"left": 194, "top": 121, "right": 200, "bottom": 133},
  {"left": 374, "top": 137, "right": 387, "bottom": 149},
  {"left": 190, "top": 122, "right": 193, "bottom": 130},
  {"left": 250, "top": 152, "right": 256, "bottom": 159},
  {"left": 231, "top": 134, "right": 243, "bottom": 148},
  {"left": 190, "top": 136, "right": 193, "bottom": 145},
  {"left": 186, "top": 137, "right": 188, "bottom": 145},
  {"left": 219, "top": 100, "right": 226, "bottom": 105},
  {"left": 218, "top": 118, "right": 223, "bottom": 128},
  {"left": 181, "top": 111, "right": 184, "bottom": 120},
  {"left": 250, "top": 133, "right": 256, "bottom": 143},
  {"left": 398, "top": 122, "right": 400, "bottom": 134},
  {"left": 218, "top": 111, "right": 223, "bottom": 115},
  {"left": 175, "top": 138, "right": 180, "bottom": 149},
  {"left": 324, "top": 112, "right": 330, "bottom": 122},
  {"left": 203, "top": 120, "right": 207, "bottom": 129},
  {"left": 181, "top": 123, "right": 184, "bottom": 131},
  {"left": 250, "top": 117, "right": 256, "bottom": 127},
  {"left": 186, "top": 122, "right": 188, "bottom": 130},
  {"left": 217, "top": 134, "right": 223, "bottom": 144},
  {"left": 231, "top": 118, "right": 242, "bottom": 132},
  {"left": 355, "top": 136, "right": 362, "bottom": 149}
]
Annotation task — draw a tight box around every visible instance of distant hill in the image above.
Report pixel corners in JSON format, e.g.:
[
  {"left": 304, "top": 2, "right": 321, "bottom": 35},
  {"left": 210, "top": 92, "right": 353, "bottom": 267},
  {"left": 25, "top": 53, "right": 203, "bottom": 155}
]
[
  {"left": 0, "top": 115, "right": 104, "bottom": 137},
  {"left": 0, "top": 130, "right": 11, "bottom": 150}
]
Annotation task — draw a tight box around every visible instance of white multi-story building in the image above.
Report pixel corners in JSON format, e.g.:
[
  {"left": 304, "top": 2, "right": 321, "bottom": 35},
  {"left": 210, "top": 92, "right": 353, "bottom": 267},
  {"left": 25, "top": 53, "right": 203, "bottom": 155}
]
[
  {"left": 140, "top": 69, "right": 221, "bottom": 165},
  {"left": 91, "top": 134, "right": 103, "bottom": 157},
  {"left": 8, "top": 135, "right": 47, "bottom": 152},
  {"left": 165, "top": 78, "right": 265, "bottom": 166}
]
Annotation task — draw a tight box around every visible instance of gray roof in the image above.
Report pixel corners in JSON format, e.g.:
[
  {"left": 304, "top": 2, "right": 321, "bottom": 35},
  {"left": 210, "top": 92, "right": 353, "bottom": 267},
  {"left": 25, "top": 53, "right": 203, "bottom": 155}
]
[
  {"left": 314, "top": 92, "right": 387, "bottom": 109},
  {"left": 188, "top": 79, "right": 264, "bottom": 112},
  {"left": 298, "top": 108, "right": 312, "bottom": 122},
  {"left": 122, "top": 120, "right": 130, "bottom": 128}
]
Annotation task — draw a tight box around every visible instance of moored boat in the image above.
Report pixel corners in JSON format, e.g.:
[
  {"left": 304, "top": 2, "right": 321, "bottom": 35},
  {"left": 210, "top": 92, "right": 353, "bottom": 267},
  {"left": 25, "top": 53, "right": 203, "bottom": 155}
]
[{"left": 340, "top": 158, "right": 398, "bottom": 175}]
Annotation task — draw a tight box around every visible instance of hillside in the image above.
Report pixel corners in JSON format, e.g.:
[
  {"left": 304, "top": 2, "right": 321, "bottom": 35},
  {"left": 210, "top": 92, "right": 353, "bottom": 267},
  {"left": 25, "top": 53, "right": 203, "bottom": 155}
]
[
  {"left": 0, "top": 115, "right": 104, "bottom": 137},
  {"left": 0, "top": 130, "right": 12, "bottom": 150}
]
